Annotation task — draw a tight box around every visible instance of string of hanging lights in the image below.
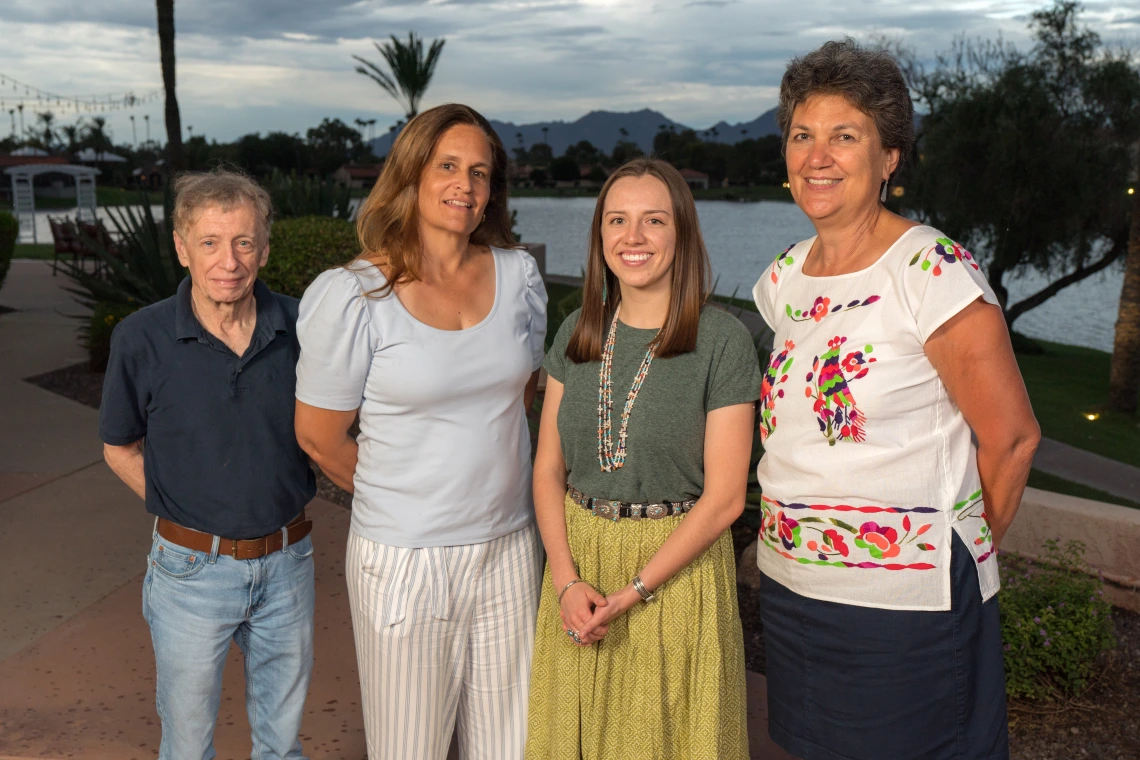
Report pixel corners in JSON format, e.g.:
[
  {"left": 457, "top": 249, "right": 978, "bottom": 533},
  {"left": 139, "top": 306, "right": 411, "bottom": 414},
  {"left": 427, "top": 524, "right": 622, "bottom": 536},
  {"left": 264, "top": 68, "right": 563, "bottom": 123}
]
[{"left": 0, "top": 72, "right": 162, "bottom": 115}]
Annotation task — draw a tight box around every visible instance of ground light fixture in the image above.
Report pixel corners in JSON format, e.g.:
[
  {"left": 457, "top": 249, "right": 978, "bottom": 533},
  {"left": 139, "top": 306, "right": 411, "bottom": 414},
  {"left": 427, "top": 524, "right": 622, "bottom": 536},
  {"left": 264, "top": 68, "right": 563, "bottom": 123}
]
[
  {"left": 1129, "top": 188, "right": 1135, "bottom": 195},
  {"left": 1084, "top": 412, "right": 1101, "bottom": 421}
]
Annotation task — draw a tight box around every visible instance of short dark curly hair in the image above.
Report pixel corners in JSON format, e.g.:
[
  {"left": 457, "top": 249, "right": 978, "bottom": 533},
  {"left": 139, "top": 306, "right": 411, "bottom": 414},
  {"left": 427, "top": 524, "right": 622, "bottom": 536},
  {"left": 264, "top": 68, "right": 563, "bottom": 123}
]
[{"left": 776, "top": 39, "right": 914, "bottom": 177}]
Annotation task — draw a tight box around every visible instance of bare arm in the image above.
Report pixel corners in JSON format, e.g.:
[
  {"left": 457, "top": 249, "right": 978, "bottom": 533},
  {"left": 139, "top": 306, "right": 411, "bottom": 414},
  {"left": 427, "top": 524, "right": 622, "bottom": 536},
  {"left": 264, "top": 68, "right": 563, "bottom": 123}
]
[
  {"left": 532, "top": 378, "right": 612, "bottom": 640},
  {"left": 104, "top": 439, "right": 146, "bottom": 500},
  {"left": 925, "top": 298, "right": 1041, "bottom": 550},
  {"left": 577, "top": 401, "right": 754, "bottom": 640},
  {"left": 294, "top": 400, "right": 359, "bottom": 493}
]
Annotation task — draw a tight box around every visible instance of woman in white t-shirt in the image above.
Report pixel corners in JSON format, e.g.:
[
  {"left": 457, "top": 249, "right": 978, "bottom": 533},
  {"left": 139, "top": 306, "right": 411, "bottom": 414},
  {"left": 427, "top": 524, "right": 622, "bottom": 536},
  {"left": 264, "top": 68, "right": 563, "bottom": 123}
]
[
  {"left": 293, "top": 104, "right": 547, "bottom": 760},
  {"left": 751, "top": 41, "right": 1040, "bottom": 760}
]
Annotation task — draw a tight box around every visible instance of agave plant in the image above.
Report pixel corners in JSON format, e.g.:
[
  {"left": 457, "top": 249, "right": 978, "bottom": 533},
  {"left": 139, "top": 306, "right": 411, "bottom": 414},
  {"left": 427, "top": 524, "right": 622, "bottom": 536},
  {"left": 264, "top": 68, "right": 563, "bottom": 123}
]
[
  {"left": 59, "top": 185, "right": 183, "bottom": 310},
  {"left": 267, "top": 169, "right": 353, "bottom": 221}
]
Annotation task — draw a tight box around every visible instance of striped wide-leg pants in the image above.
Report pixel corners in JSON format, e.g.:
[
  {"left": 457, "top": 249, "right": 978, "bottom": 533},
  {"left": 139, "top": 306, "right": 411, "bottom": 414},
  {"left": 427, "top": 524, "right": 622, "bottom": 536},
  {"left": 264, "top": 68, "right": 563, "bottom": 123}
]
[{"left": 345, "top": 523, "right": 543, "bottom": 760}]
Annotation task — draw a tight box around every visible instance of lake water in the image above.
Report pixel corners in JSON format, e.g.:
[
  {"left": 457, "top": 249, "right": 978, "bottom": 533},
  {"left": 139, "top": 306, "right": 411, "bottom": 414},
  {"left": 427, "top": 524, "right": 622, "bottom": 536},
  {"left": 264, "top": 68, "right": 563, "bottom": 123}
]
[
  {"left": 510, "top": 197, "right": 1125, "bottom": 353},
  {"left": 29, "top": 200, "right": 1124, "bottom": 352}
]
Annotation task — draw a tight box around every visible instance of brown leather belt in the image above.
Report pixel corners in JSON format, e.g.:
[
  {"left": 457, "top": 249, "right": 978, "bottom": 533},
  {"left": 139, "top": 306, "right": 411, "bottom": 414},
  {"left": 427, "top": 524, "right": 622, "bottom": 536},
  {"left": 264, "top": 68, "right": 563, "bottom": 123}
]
[{"left": 156, "top": 511, "right": 312, "bottom": 560}]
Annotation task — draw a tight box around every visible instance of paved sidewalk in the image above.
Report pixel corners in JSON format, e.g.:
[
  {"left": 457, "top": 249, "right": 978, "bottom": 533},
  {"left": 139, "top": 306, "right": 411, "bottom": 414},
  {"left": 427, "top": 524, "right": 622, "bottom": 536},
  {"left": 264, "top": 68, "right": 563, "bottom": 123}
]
[
  {"left": 1033, "top": 437, "right": 1140, "bottom": 503},
  {"left": 0, "top": 261, "right": 790, "bottom": 760}
]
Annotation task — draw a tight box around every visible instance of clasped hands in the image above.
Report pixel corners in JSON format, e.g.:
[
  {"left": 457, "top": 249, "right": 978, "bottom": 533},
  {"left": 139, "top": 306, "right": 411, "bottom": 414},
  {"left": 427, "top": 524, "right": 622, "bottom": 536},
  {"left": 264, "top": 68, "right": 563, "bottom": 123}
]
[{"left": 559, "top": 580, "right": 640, "bottom": 646}]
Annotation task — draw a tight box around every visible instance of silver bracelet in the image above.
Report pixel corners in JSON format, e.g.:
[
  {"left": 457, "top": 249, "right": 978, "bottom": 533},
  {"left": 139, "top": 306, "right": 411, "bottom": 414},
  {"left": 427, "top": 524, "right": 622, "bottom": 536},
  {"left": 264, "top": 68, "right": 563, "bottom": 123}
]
[
  {"left": 632, "top": 575, "right": 655, "bottom": 602},
  {"left": 557, "top": 579, "right": 583, "bottom": 604}
]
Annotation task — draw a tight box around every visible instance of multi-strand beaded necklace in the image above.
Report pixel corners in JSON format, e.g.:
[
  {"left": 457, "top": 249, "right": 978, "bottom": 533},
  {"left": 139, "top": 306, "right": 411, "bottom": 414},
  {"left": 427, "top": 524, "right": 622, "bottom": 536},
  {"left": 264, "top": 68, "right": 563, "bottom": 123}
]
[{"left": 598, "top": 306, "right": 657, "bottom": 472}]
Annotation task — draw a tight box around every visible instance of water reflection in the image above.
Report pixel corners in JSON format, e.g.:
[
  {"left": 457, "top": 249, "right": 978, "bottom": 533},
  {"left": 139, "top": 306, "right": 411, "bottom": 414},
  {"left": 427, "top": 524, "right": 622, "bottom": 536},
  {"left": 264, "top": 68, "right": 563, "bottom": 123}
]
[{"left": 510, "top": 197, "right": 1123, "bottom": 352}]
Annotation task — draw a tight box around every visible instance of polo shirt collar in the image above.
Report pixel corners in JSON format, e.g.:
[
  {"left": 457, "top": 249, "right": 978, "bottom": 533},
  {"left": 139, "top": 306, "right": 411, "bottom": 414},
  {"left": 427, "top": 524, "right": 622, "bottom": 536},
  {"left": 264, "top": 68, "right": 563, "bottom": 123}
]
[{"left": 174, "top": 276, "right": 289, "bottom": 342}]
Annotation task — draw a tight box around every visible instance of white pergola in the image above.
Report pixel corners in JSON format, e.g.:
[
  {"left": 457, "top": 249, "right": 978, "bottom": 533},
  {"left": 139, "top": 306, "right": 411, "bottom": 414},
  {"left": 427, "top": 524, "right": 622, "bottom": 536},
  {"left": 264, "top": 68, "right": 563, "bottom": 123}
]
[{"left": 4, "top": 164, "right": 102, "bottom": 244}]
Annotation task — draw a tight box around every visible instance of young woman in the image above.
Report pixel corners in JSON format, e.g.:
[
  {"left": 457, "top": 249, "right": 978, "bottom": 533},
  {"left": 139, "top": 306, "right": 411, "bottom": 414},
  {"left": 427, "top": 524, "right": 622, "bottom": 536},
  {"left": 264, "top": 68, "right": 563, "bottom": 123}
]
[
  {"left": 525, "top": 158, "right": 761, "bottom": 759},
  {"left": 293, "top": 103, "right": 547, "bottom": 760}
]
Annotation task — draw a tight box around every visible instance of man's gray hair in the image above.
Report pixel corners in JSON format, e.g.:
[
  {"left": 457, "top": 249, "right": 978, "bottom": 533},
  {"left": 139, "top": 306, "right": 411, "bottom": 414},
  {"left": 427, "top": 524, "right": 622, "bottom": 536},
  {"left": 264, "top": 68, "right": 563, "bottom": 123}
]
[{"left": 171, "top": 167, "right": 273, "bottom": 242}]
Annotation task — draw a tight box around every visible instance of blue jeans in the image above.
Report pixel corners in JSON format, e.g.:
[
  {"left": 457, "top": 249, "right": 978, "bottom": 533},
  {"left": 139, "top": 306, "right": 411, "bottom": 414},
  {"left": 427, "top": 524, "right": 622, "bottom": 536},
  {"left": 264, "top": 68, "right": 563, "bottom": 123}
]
[{"left": 142, "top": 523, "right": 315, "bottom": 760}]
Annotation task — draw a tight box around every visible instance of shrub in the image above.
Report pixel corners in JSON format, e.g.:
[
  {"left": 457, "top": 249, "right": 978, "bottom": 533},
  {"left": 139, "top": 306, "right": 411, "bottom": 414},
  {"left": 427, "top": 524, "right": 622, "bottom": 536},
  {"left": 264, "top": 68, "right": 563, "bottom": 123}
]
[
  {"left": 266, "top": 169, "right": 352, "bottom": 220},
  {"left": 87, "top": 301, "right": 139, "bottom": 372},
  {"left": 999, "top": 539, "right": 1116, "bottom": 701},
  {"left": 0, "top": 210, "right": 17, "bottom": 294},
  {"left": 260, "top": 216, "right": 360, "bottom": 299}
]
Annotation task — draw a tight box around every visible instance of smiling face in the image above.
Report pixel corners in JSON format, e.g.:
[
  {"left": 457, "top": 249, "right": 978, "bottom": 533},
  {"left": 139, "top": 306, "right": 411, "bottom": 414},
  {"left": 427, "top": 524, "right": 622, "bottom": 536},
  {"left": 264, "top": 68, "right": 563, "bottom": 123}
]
[
  {"left": 785, "top": 93, "right": 900, "bottom": 226},
  {"left": 173, "top": 202, "right": 268, "bottom": 308},
  {"left": 600, "top": 174, "right": 677, "bottom": 296},
  {"left": 416, "top": 123, "right": 493, "bottom": 240}
]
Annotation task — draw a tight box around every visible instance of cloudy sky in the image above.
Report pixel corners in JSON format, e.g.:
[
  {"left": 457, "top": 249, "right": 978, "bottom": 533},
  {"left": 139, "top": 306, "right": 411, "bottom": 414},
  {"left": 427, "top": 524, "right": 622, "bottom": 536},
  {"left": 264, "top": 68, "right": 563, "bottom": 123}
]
[{"left": 1, "top": 0, "right": 1138, "bottom": 146}]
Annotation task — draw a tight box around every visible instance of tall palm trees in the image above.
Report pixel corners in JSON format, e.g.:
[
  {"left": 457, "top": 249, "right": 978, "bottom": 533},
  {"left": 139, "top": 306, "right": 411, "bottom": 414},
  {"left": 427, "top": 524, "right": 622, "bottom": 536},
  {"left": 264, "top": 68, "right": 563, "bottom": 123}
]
[
  {"left": 353, "top": 32, "right": 445, "bottom": 123},
  {"left": 156, "top": 0, "right": 184, "bottom": 170}
]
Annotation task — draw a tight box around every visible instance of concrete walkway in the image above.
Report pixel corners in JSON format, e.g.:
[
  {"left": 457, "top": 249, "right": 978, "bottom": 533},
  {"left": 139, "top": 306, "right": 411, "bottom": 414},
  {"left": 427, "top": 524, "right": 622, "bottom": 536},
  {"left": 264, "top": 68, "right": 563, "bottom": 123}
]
[
  {"left": 1032, "top": 437, "right": 1140, "bottom": 503},
  {"left": 0, "top": 260, "right": 789, "bottom": 760}
]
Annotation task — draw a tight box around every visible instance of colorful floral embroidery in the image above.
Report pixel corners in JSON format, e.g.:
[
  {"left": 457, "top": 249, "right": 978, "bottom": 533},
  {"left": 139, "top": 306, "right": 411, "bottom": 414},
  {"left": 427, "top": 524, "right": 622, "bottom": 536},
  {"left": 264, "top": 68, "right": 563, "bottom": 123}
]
[
  {"left": 805, "top": 336, "right": 876, "bottom": 445},
  {"left": 909, "top": 237, "right": 980, "bottom": 275},
  {"left": 759, "top": 340, "right": 795, "bottom": 443},
  {"left": 954, "top": 488, "right": 995, "bottom": 563},
  {"left": 785, "top": 294, "right": 881, "bottom": 322},
  {"left": 768, "top": 245, "right": 795, "bottom": 284},
  {"left": 759, "top": 496, "right": 937, "bottom": 569}
]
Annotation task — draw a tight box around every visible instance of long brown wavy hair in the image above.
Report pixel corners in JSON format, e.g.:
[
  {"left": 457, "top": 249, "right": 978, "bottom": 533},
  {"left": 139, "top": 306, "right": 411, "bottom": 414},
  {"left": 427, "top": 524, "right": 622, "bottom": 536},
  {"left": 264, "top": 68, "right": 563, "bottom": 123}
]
[
  {"left": 565, "top": 158, "right": 710, "bottom": 362},
  {"left": 355, "top": 103, "right": 518, "bottom": 296}
]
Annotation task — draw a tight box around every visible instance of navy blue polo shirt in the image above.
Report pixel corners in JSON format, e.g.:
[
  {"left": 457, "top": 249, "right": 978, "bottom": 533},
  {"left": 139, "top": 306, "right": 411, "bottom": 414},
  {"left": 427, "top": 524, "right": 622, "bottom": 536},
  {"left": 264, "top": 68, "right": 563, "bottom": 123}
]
[{"left": 99, "top": 277, "right": 316, "bottom": 539}]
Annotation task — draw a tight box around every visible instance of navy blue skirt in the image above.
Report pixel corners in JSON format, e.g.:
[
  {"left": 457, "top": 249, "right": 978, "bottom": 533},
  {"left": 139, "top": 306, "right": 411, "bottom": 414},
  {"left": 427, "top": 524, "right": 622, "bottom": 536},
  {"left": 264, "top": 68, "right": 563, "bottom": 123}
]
[{"left": 760, "top": 532, "right": 1009, "bottom": 760}]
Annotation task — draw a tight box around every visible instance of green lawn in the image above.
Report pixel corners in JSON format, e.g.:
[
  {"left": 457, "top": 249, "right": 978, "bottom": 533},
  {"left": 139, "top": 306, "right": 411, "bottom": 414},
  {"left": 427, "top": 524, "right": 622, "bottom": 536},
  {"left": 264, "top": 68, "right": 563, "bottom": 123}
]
[
  {"left": 1016, "top": 339, "right": 1140, "bottom": 469},
  {"left": 1027, "top": 468, "right": 1140, "bottom": 509},
  {"left": 13, "top": 244, "right": 54, "bottom": 260}
]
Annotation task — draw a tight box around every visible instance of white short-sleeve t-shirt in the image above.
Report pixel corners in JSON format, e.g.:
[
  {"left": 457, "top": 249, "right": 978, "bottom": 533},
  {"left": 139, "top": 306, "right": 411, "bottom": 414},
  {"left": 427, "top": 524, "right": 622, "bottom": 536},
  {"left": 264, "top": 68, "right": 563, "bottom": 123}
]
[
  {"left": 295, "top": 247, "right": 547, "bottom": 548},
  {"left": 752, "top": 225, "right": 1001, "bottom": 611}
]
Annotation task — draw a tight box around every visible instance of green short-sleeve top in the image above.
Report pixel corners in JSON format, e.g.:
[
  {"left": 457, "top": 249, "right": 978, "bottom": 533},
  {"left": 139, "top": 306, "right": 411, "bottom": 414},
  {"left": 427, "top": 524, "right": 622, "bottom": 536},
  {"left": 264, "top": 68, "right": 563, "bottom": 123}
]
[{"left": 544, "top": 305, "right": 763, "bottom": 504}]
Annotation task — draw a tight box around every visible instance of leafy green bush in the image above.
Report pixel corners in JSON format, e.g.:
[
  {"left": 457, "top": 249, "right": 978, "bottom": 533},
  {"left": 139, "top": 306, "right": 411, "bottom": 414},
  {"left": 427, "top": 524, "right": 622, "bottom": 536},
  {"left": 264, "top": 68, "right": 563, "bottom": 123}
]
[
  {"left": 260, "top": 216, "right": 360, "bottom": 299},
  {"left": 0, "top": 210, "right": 17, "bottom": 294},
  {"left": 87, "top": 301, "right": 139, "bottom": 371},
  {"left": 1000, "top": 539, "right": 1116, "bottom": 701}
]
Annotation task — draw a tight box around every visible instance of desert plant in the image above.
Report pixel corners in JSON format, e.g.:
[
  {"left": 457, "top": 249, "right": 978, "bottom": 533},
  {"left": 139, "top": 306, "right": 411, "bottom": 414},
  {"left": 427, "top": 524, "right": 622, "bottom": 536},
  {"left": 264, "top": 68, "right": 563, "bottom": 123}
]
[
  {"left": 259, "top": 216, "right": 360, "bottom": 299},
  {"left": 59, "top": 188, "right": 182, "bottom": 310},
  {"left": 267, "top": 169, "right": 352, "bottom": 220},
  {"left": 0, "top": 210, "right": 17, "bottom": 294},
  {"left": 999, "top": 539, "right": 1116, "bottom": 701}
]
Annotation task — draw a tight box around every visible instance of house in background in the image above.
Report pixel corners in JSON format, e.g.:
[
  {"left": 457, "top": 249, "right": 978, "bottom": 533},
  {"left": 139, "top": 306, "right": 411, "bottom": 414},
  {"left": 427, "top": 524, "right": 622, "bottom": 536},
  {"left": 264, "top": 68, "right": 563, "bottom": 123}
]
[
  {"left": 333, "top": 163, "right": 382, "bottom": 190},
  {"left": 678, "top": 168, "right": 710, "bottom": 190}
]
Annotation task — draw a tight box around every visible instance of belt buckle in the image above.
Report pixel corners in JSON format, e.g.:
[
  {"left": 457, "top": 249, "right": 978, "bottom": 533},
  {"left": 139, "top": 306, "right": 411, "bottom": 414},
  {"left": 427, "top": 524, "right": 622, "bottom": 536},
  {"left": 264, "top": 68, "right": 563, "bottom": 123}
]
[
  {"left": 629, "top": 503, "right": 644, "bottom": 521},
  {"left": 646, "top": 503, "right": 666, "bottom": 519}
]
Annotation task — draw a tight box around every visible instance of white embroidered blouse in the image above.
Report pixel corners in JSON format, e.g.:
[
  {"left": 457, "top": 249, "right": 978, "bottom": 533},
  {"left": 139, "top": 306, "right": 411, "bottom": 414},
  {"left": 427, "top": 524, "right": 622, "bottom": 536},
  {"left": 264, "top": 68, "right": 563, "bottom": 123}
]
[{"left": 752, "top": 225, "right": 1001, "bottom": 611}]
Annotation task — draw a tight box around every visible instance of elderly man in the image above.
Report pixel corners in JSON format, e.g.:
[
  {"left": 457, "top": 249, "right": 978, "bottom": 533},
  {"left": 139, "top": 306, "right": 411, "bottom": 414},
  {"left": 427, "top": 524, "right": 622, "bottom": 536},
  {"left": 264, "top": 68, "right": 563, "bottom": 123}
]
[{"left": 99, "top": 168, "right": 316, "bottom": 760}]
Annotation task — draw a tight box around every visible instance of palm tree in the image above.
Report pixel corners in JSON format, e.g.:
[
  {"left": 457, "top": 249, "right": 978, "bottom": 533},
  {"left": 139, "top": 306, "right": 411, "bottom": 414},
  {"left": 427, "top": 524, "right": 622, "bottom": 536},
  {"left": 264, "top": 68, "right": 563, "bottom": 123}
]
[
  {"left": 61, "top": 124, "right": 80, "bottom": 155},
  {"left": 353, "top": 32, "right": 445, "bottom": 122},
  {"left": 35, "top": 111, "right": 57, "bottom": 152},
  {"left": 156, "top": 0, "right": 184, "bottom": 170},
  {"left": 1109, "top": 181, "right": 1140, "bottom": 413}
]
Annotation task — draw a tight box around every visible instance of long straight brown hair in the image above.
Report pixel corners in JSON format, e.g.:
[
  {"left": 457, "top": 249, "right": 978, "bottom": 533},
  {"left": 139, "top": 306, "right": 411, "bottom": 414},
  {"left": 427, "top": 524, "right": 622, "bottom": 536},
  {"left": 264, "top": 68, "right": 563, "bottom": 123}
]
[
  {"left": 354, "top": 103, "right": 518, "bottom": 296},
  {"left": 565, "top": 158, "right": 711, "bottom": 362}
]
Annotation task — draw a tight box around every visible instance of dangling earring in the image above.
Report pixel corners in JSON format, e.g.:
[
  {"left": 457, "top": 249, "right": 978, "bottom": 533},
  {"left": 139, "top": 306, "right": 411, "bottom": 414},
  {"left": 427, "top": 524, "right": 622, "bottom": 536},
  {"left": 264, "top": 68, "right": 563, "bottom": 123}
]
[
  {"left": 481, "top": 213, "right": 486, "bottom": 223},
  {"left": 880, "top": 181, "right": 888, "bottom": 204},
  {"left": 602, "top": 278, "right": 608, "bottom": 305}
]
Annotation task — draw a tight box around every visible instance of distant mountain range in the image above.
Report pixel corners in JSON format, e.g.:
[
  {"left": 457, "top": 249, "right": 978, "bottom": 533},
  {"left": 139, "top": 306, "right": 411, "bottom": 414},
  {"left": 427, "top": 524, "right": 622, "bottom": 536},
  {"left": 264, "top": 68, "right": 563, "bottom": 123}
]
[{"left": 367, "top": 107, "right": 780, "bottom": 158}]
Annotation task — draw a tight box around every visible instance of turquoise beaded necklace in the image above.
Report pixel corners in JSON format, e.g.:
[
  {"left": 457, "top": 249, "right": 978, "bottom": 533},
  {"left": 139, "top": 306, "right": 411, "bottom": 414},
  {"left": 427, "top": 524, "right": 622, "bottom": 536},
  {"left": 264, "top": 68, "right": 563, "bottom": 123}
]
[{"left": 598, "top": 306, "right": 657, "bottom": 472}]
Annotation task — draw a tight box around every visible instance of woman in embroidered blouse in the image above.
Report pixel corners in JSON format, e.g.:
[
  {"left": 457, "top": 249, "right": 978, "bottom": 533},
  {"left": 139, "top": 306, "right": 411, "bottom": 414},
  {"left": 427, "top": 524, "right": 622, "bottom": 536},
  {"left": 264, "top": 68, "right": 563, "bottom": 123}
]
[
  {"left": 752, "top": 41, "right": 1040, "bottom": 760},
  {"left": 525, "top": 159, "right": 762, "bottom": 759}
]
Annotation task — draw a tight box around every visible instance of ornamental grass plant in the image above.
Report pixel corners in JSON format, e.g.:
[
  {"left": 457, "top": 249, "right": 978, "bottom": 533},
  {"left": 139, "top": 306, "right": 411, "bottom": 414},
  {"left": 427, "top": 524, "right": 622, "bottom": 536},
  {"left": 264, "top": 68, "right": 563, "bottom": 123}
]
[{"left": 999, "top": 539, "right": 1116, "bottom": 702}]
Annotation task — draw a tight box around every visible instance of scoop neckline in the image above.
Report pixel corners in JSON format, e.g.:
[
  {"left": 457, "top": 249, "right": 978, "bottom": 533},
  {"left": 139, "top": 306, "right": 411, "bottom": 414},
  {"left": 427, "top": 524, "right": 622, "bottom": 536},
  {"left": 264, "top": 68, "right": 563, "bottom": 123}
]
[
  {"left": 797, "top": 224, "right": 930, "bottom": 281},
  {"left": 358, "top": 247, "right": 502, "bottom": 334}
]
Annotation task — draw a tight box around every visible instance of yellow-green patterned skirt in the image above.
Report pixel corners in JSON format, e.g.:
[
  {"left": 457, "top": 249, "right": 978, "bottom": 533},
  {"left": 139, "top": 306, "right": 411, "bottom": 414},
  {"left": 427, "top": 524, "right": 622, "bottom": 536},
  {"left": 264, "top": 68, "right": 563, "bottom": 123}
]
[{"left": 525, "top": 493, "right": 748, "bottom": 760}]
